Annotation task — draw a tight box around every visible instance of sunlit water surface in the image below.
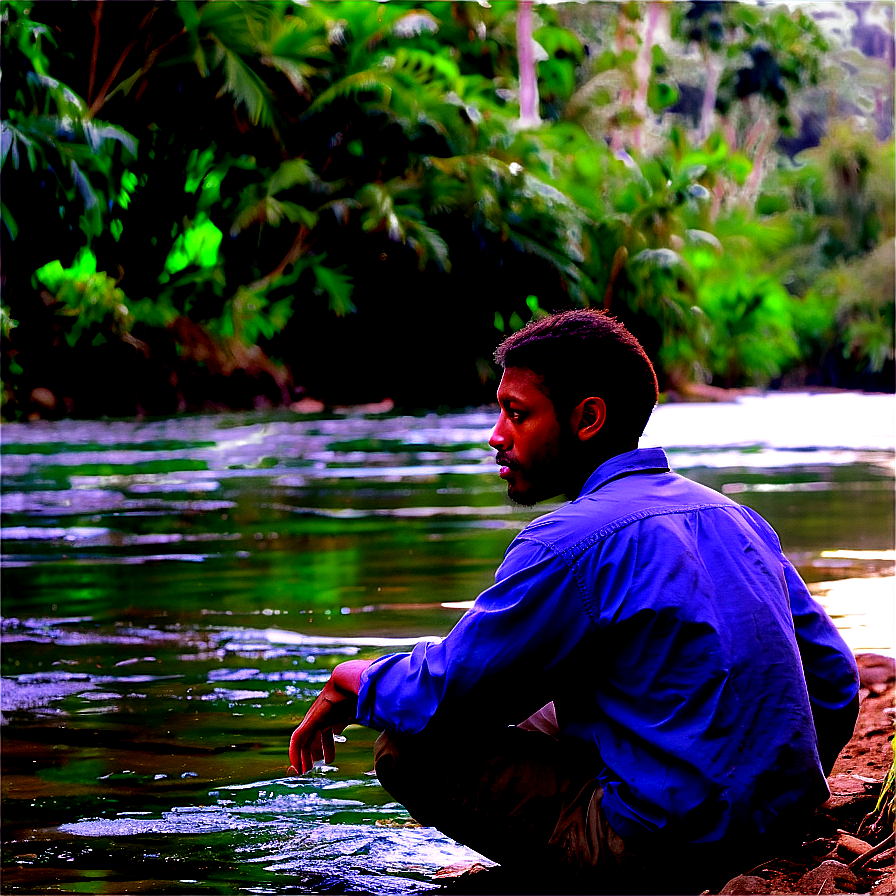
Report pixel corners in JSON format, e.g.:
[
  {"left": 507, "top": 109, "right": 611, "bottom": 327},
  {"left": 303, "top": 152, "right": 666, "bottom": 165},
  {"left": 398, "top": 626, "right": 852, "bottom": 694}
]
[{"left": 2, "top": 392, "right": 893, "bottom": 894}]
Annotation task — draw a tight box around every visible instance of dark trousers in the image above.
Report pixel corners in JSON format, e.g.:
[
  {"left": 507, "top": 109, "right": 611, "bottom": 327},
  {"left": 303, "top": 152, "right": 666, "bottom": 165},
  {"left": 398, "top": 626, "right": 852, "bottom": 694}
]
[
  {"left": 372, "top": 697, "right": 860, "bottom": 893},
  {"left": 374, "top": 724, "right": 636, "bottom": 893},
  {"left": 372, "top": 720, "right": 752, "bottom": 894},
  {"left": 814, "top": 693, "right": 861, "bottom": 776}
]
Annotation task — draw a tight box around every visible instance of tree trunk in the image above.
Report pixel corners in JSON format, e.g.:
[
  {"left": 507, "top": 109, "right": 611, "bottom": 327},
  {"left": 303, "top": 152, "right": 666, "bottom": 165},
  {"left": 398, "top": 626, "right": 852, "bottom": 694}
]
[
  {"left": 631, "top": 1, "right": 664, "bottom": 152},
  {"left": 517, "top": 1, "right": 540, "bottom": 128},
  {"left": 743, "top": 120, "right": 777, "bottom": 206},
  {"left": 698, "top": 53, "right": 721, "bottom": 143}
]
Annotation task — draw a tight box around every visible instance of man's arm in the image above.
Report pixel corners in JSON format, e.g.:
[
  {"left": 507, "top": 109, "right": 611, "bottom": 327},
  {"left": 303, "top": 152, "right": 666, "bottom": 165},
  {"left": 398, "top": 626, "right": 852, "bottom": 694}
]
[
  {"left": 288, "top": 659, "right": 372, "bottom": 774},
  {"left": 354, "top": 537, "right": 594, "bottom": 735},
  {"left": 782, "top": 557, "right": 860, "bottom": 774},
  {"left": 288, "top": 537, "right": 593, "bottom": 770}
]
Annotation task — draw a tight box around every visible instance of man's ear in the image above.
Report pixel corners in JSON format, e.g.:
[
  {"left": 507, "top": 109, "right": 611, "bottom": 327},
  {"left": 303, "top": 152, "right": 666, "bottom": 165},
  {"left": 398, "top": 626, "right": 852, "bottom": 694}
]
[{"left": 570, "top": 396, "right": 606, "bottom": 442}]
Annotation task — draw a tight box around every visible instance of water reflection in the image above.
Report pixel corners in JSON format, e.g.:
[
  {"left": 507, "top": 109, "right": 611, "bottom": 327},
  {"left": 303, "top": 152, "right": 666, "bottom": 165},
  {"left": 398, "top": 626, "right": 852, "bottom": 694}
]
[{"left": 1, "top": 394, "right": 893, "bottom": 894}]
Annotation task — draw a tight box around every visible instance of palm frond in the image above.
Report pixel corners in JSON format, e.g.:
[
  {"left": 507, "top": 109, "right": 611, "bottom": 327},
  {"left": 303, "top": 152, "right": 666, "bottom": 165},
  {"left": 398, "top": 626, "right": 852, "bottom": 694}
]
[
  {"left": 81, "top": 121, "right": 138, "bottom": 157},
  {"left": 404, "top": 219, "right": 451, "bottom": 272},
  {"left": 70, "top": 161, "right": 99, "bottom": 210},
  {"left": 0, "top": 122, "right": 35, "bottom": 170},
  {"left": 313, "top": 262, "right": 355, "bottom": 316},
  {"left": 26, "top": 71, "right": 87, "bottom": 114},
  {"left": 508, "top": 232, "right": 582, "bottom": 283},
  {"left": 268, "top": 158, "right": 316, "bottom": 195},
  {"left": 213, "top": 39, "right": 276, "bottom": 128},
  {"left": 391, "top": 47, "right": 460, "bottom": 87},
  {"left": 276, "top": 200, "right": 317, "bottom": 228},
  {"left": 359, "top": 183, "right": 404, "bottom": 241},
  {"left": 259, "top": 15, "right": 331, "bottom": 92},
  {"left": 1, "top": 200, "right": 19, "bottom": 240},
  {"left": 304, "top": 69, "right": 391, "bottom": 116},
  {"left": 318, "top": 197, "right": 362, "bottom": 226},
  {"left": 261, "top": 56, "right": 315, "bottom": 96}
]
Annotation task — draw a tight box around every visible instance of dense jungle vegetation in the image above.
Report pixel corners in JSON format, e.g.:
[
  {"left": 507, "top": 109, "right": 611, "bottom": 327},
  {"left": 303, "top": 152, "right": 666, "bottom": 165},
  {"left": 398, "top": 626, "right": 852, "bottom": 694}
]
[{"left": 1, "top": 1, "right": 893, "bottom": 419}]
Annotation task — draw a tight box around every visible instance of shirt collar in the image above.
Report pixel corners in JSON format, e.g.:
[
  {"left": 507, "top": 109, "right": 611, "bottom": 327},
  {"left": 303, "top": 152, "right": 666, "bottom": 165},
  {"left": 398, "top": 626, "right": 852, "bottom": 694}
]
[{"left": 576, "top": 447, "right": 670, "bottom": 499}]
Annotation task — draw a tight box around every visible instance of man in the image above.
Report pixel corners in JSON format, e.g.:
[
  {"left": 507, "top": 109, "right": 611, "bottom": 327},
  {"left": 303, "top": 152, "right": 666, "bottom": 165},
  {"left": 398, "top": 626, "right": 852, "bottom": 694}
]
[{"left": 288, "top": 310, "right": 859, "bottom": 893}]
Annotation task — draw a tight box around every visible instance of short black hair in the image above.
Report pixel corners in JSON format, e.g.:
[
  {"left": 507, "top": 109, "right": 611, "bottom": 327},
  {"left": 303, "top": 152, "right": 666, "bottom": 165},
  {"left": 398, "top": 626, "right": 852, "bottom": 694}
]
[{"left": 494, "top": 309, "right": 658, "bottom": 446}]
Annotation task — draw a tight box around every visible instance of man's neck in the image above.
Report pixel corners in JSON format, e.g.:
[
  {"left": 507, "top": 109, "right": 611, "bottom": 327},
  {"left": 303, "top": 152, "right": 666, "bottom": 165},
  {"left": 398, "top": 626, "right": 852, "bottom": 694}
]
[{"left": 562, "top": 442, "right": 638, "bottom": 501}]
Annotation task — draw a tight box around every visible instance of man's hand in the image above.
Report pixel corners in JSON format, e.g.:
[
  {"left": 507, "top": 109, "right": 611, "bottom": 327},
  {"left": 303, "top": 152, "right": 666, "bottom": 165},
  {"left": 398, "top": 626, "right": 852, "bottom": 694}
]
[{"left": 288, "top": 660, "right": 372, "bottom": 774}]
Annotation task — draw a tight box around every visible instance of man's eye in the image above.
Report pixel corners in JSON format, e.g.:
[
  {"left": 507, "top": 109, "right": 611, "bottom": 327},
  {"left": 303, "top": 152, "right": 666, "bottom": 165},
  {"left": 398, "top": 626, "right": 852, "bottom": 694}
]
[{"left": 508, "top": 410, "right": 524, "bottom": 422}]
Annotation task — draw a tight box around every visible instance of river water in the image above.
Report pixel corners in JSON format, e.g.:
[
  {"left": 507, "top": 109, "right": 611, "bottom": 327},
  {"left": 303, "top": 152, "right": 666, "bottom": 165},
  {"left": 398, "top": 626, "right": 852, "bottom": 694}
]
[{"left": 2, "top": 392, "right": 893, "bottom": 894}]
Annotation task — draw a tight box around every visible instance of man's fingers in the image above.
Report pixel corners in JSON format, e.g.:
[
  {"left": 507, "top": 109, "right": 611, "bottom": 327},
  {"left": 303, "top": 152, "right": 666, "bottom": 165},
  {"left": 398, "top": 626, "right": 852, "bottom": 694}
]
[
  {"left": 287, "top": 668, "right": 364, "bottom": 773},
  {"left": 290, "top": 726, "right": 341, "bottom": 774},
  {"left": 322, "top": 728, "right": 336, "bottom": 765},
  {"left": 289, "top": 725, "right": 306, "bottom": 773},
  {"left": 290, "top": 723, "right": 326, "bottom": 774}
]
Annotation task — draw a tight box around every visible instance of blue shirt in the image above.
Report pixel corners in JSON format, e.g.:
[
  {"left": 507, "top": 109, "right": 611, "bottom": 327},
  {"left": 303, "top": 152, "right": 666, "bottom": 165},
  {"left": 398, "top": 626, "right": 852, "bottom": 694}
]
[{"left": 356, "top": 448, "right": 859, "bottom": 845}]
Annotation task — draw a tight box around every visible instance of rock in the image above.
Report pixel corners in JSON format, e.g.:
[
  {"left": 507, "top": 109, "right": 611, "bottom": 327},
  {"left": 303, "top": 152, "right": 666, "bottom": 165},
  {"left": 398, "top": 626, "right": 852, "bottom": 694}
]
[
  {"left": 795, "top": 860, "right": 861, "bottom": 894},
  {"left": 828, "top": 776, "right": 867, "bottom": 795},
  {"left": 30, "top": 387, "right": 57, "bottom": 411},
  {"left": 433, "top": 861, "right": 492, "bottom": 879},
  {"left": 857, "top": 654, "right": 896, "bottom": 689},
  {"left": 719, "top": 874, "right": 771, "bottom": 894},
  {"left": 823, "top": 792, "right": 877, "bottom": 815},
  {"left": 868, "top": 846, "right": 895, "bottom": 867},
  {"left": 836, "top": 832, "right": 873, "bottom": 859},
  {"left": 333, "top": 398, "right": 395, "bottom": 415},
  {"left": 823, "top": 780, "right": 877, "bottom": 818},
  {"left": 290, "top": 397, "right": 325, "bottom": 414}
]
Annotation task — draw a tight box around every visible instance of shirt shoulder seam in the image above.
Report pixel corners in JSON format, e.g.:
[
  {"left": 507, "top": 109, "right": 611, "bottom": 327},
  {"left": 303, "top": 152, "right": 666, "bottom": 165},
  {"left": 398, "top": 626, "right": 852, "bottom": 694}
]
[
  {"left": 514, "top": 533, "right": 600, "bottom": 628},
  {"left": 558, "top": 501, "right": 743, "bottom": 565}
]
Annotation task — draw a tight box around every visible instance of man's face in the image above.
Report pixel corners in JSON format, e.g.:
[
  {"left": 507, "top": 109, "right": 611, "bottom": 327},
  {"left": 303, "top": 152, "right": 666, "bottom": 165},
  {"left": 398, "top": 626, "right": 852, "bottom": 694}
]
[{"left": 489, "top": 366, "right": 568, "bottom": 505}]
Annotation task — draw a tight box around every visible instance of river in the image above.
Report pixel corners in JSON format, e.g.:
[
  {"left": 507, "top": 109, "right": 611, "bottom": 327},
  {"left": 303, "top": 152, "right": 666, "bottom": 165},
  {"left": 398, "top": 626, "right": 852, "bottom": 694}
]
[{"left": 2, "top": 392, "right": 893, "bottom": 894}]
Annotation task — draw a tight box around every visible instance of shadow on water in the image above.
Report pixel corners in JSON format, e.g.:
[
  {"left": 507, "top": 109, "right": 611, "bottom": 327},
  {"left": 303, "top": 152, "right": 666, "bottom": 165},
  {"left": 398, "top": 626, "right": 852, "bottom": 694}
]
[{"left": 1, "top": 393, "right": 893, "bottom": 894}]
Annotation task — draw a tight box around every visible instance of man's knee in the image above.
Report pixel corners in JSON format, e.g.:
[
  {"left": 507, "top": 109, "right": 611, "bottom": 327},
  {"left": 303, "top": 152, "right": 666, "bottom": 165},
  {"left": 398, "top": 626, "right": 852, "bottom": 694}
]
[
  {"left": 373, "top": 729, "right": 399, "bottom": 775},
  {"left": 814, "top": 693, "right": 860, "bottom": 776},
  {"left": 372, "top": 730, "right": 410, "bottom": 798},
  {"left": 373, "top": 729, "right": 443, "bottom": 825}
]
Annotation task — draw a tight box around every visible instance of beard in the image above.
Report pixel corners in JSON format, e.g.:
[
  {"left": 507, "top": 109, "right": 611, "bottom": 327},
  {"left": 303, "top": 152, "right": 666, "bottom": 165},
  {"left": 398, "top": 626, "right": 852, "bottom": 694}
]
[{"left": 499, "top": 427, "right": 579, "bottom": 506}]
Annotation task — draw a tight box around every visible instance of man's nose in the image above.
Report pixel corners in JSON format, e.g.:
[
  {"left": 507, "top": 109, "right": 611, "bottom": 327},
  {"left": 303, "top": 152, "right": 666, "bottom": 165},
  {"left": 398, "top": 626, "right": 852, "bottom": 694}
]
[{"left": 489, "top": 416, "right": 509, "bottom": 451}]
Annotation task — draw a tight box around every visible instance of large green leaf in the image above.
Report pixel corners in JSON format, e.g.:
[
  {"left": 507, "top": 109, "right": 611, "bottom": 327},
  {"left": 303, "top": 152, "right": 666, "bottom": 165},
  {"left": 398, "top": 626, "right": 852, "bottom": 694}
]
[{"left": 313, "top": 262, "right": 355, "bottom": 316}]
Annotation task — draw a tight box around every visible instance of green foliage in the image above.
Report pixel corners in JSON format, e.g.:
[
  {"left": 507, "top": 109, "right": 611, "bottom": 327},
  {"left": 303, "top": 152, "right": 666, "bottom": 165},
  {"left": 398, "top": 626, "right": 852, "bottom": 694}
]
[
  {"left": 1, "top": 304, "right": 18, "bottom": 340},
  {"left": 1, "top": 0, "right": 893, "bottom": 418},
  {"left": 876, "top": 739, "right": 895, "bottom": 829},
  {"left": 803, "top": 241, "right": 896, "bottom": 375},
  {"left": 31, "top": 248, "right": 163, "bottom": 347},
  {"left": 162, "top": 214, "right": 224, "bottom": 279},
  {"left": 534, "top": 16, "right": 585, "bottom": 113},
  {"left": 694, "top": 261, "right": 800, "bottom": 386},
  {"left": 0, "top": 2, "right": 137, "bottom": 248}
]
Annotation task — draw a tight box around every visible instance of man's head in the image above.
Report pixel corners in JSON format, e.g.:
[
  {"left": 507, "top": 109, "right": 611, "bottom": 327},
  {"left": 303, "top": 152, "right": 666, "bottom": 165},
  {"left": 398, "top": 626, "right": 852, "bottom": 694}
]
[{"left": 490, "top": 309, "right": 658, "bottom": 504}]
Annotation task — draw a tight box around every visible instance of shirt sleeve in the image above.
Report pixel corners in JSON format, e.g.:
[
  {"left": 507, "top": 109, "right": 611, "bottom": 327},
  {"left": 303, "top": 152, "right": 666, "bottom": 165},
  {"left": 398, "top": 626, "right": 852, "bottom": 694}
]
[
  {"left": 739, "top": 506, "right": 859, "bottom": 712},
  {"left": 355, "top": 535, "right": 595, "bottom": 734},
  {"left": 782, "top": 555, "right": 860, "bottom": 712}
]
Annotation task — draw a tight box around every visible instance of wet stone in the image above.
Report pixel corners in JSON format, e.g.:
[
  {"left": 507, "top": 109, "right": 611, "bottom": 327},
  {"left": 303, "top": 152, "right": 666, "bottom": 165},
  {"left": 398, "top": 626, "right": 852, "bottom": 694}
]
[
  {"left": 795, "top": 860, "right": 861, "bottom": 894},
  {"left": 719, "top": 874, "right": 772, "bottom": 894},
  {"left": 857, "top": 654, "right": 896, "bottom": 690},
  {"left": 836, "top": 832, "right": 873, "bottom": 860}
]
